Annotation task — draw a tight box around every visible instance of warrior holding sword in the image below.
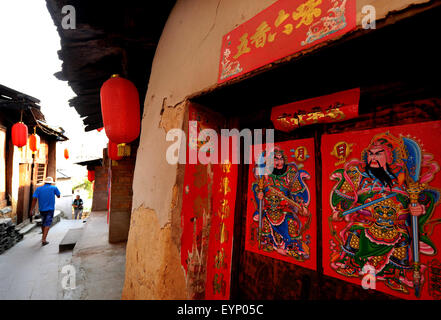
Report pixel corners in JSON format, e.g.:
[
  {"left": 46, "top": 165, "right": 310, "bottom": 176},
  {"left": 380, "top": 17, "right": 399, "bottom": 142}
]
[
  {"left": 251, "top": 147, "right": 312, "bottom": 260},
  {"left": 329, "top": 132, "right": 440, "bottom": 296}
]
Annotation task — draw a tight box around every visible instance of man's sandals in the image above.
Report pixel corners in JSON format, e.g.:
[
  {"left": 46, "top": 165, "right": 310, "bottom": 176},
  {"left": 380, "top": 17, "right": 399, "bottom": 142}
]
[{"left": 42, "top": 241, "right": 49, "bottom": 246}]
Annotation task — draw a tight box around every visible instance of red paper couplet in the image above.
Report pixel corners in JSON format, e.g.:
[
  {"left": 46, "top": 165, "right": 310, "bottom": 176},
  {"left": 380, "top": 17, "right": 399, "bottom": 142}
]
[
  {"left": 321, "top": 120, "right": 441, "bottom": 300},
  {"left": 245, "top": 138, "right": 317, "bottom": 270},
  {"left": 180, "top": 104, "right": 238, "bottom": 299}
]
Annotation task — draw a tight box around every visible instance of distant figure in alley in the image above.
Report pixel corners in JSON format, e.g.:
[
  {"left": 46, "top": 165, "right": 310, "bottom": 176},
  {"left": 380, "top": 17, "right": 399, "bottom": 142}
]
[
  {"left": 72, "top": 194, "right": 83, "bottom": 220},
  {"left": 29, "top": 177, "right": 61, "bottom": 246}
]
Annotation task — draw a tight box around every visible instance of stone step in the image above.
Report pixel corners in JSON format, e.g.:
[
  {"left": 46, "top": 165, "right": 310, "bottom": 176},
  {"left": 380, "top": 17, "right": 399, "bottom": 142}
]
[
  {"left": 18, "top": 222, "right": 37, "bottom": 235},
  {"left": 0, "top": 207, "right": 12, "bottom": 215},
  {"left": 59, "top": 228, "right": 84, "bottom": 252}
]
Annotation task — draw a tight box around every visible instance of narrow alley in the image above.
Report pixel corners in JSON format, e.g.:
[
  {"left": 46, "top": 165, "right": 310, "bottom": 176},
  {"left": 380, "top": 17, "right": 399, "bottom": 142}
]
[
  {"left": 2, "top": 0, "right": 441, "bottom": 311},
  {"left": 0, "top": 212, "right": 125, "bottom": 300}
]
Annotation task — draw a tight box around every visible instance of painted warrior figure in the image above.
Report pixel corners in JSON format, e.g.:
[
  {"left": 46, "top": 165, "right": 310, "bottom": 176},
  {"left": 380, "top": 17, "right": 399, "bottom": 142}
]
[
  {"left": 252, "top": 147, "right": 311, "bottom": 260},
  {"left": 329, "top": 132, "right": 440, "bottom": 295}
]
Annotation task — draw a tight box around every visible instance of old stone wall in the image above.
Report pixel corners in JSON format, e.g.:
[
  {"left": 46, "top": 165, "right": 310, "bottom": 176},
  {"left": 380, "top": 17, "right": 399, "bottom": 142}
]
[
  {"left": 91, "top": 151, "right": 109, "bottom": 212},
  {"left": 109, "top": 144, "right": 137, "bottom": 243}
]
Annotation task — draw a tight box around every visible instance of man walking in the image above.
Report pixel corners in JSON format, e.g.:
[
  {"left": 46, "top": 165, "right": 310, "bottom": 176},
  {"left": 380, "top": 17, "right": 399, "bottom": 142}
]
[
  {"left": 72, "top": 195, "right": 83, "bottom": 220},
  {"left": 29, "top": 177, "right": 61, "bottom": 246}
]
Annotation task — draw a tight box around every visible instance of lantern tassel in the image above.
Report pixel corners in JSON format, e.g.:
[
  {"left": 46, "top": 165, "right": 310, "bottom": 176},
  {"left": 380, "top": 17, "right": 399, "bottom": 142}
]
[
  {"left": 125, "top": 145, "right": 131, "bottom": 156},
  {"left": 117, "top": 143, "right": 131, "bottom": 157}
]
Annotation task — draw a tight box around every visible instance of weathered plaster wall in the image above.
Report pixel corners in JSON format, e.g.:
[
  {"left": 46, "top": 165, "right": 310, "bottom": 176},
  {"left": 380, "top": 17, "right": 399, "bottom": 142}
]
[
  {"left": 122, "top": 207, "right": 187, "bottom": 299},
  {"left": 124, "top": 0, "right": 278, "bottom": 300},
  {"left": 123, "top": 0, "right": 433, "bottom": 299}
]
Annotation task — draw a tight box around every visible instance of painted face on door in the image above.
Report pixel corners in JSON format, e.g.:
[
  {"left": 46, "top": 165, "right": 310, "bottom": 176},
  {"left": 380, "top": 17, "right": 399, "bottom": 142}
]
[
  {"left": 274, "top": 154, "right": 285, "bottom": 169},
  {"left": 367, "top": 145, "right": 388, "bottom": 169}
]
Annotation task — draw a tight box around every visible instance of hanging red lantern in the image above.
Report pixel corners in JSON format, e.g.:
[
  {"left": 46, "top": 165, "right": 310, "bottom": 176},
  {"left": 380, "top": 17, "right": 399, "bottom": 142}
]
[
  {"left": 88, "top": 170, "right": 95, "bottom": 182},
  {"left": 11, "top": 122, "right": 28, "bottom": 148},
  {"left": 108, "top": 141, "right": 123, "bottom": 161},
  {"left": 100, "top": 74, "right": 140, "bottom": 155},
  {"left": 29, "top": 128, "right": 40, "bottom": 153},
  {"left": 64, "top": 148, "right": 69, "bottom": 160},
  {"left": 29, "top": 134, "right": 40, "bottom": 153}
]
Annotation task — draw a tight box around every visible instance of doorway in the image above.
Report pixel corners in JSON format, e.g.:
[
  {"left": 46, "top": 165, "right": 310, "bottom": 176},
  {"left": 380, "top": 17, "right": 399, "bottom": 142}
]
[{"left": 16, "top": 163, "right": 31, "bottom": 224}]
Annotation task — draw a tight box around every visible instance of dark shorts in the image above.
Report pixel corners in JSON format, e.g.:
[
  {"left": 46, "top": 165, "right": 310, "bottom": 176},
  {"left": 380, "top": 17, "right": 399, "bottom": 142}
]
[{"left": 40, "top": 210, "right": 54, "bottom": 227}]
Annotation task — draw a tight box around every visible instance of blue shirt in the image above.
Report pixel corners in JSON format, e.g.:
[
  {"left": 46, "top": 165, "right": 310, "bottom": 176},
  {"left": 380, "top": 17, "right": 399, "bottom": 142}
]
[{"left": 33, "top": 184, "right": 61, "bottom": 211}]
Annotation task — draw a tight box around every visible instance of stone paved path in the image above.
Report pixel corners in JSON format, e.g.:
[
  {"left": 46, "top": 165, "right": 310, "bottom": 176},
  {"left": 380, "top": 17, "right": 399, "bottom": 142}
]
[
  {"left": 0, "top": 219, "right": 83, "bottom": 299},
  {"left": 0, "top": 212, "right": 126, "bottom": 300}
]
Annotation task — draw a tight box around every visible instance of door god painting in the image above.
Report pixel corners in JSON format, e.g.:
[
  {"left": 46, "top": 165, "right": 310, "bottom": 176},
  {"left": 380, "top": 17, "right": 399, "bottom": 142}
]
[
  {"left": 322, "top": 121, "right": 441, "bottom": 299},
  {"left": 245, "top": 138, "right": 317, "bottom": 270}
]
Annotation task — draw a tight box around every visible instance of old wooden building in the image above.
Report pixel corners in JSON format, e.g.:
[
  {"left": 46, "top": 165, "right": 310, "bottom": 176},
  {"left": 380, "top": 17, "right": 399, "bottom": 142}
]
[
  {"left": 0, "top": 84, "right": 67, "bottom": 224},
  {"left": 47, "top": 0, "right": 441, "bottom": 300}
]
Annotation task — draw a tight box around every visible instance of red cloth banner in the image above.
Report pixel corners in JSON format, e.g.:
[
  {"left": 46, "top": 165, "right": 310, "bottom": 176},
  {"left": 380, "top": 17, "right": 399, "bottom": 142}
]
[
  {"left": 321, "top": 120, "right": 441, "bottom": 300},
  {"left": 271, "top": 88, "right": 360, "bottom": 132},
  {"left": 180, "top": 105, "right": 238, "bottom": 299},
  {"left": 218, "top": 0, "right": 356, "bottom": 83},
  {"left": 245, "top": 138, "right": 317, "bottom": 270}
]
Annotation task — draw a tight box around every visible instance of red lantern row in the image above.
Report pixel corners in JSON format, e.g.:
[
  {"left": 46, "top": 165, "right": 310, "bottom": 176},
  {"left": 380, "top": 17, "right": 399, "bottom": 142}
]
[
  {"left": 12, "top": 75, "right": 141, "bottom": 161},
  {"left": 12, "top": 123, "right": 69, "bottom": 161},
  {"left": 12, "top": 123, "right": 40, "bottom": 154}
]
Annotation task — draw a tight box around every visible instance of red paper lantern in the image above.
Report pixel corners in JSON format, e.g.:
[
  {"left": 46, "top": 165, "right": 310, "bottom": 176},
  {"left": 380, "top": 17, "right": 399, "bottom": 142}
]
[
  {"left": 108, "top": 141, "right": 123, "bottom": 161},
  {"left": 29, "top": 130, "right": 40, "bottom": 153},
  {"left": 88, "top": 170, "right": 95, "bottom": 182},
  {"left": 29, "top": 134, "right": 40, "bottom": 153},
  {"left": 64, "top": 148, "right": 69, "bottom": 160},
  {"left": 11, "top": 122, "right": 28, "bottom": 147},
  {"left": 100, "top": 74, "right": 140, "bottom": 144}
]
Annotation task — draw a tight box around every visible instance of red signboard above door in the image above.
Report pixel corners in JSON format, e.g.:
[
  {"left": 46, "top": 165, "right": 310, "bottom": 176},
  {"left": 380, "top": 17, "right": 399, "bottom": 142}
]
[
  {"left": 271, "top": 88, "right": 360, "bottom": 132},
  {"left": 218, "top": 0, "right": 357, "bottom": 83}
]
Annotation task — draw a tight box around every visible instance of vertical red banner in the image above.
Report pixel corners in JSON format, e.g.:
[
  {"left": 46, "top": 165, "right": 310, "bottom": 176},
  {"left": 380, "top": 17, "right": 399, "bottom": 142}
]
[
  {"left": 321, "top": 121, "right": 441, "bottom": 300},
  {"left": 205, "top": 157, "right": 238, "bottom": 299},
  {"left": 245, "top": 138, "right": 317, "bottom": 270},
  {"left": 180, "top": 105, "right": 238, "bottom": 299}
]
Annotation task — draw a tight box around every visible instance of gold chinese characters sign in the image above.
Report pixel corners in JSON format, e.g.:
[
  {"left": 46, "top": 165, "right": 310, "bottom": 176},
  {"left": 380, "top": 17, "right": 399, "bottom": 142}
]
[
  {"left": 271, "top": 88, "right": 360, "bottom": 132},
  {"left": 218, "top": 0, "right": 356, "bottom": 83}
]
